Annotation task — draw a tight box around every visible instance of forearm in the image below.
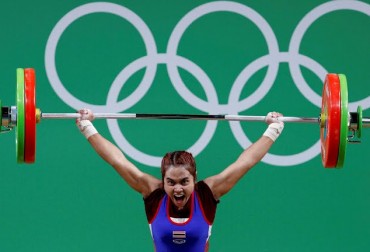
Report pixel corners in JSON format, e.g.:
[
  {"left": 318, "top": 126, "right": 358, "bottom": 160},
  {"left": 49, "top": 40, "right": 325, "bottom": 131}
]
[
  {"left": 206, "top": 116, "right": 284, "bottom": 198},
  {"left": 223, "top": 135, "right": 274, "bottom": 183},
  {"left": 207, "top": 134, "right": 275, "bottom": 198},
  {"left": 88, "top": 133, "right": 129, "bottom": 167},
  {"left": 235, "top": 135, "right": 274, "bottom": 169},
  {"left": 87, "top": 133, "right": 158, "bottom": 194},
  {"left": 76, "top": 119, "right": 127, "bottom": 167},
  {"left": 231, "top": 122, "right": 283, "bottom": 173},
  {"left": 76, "top": 109, "right": 161, "bottom": 195},
  {"left": 77, "top": 119, "right": 142, "bottom": 187}
]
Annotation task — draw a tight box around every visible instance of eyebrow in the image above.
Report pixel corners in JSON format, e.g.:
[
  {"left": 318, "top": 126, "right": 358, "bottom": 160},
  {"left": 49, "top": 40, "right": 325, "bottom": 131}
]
[{"left": 165, "top": 177, "right": 189, "bottom": 183}]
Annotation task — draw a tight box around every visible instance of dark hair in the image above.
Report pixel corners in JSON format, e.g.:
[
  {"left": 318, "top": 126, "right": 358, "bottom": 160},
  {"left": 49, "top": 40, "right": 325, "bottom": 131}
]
[{"left": 161, "top": 151, "right": 197, "bottom": 181}]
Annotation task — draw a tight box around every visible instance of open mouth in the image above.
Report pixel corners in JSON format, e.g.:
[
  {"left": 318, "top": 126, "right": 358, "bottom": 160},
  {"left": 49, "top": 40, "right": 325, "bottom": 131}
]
[{"left": 174, "top": 195, "right": 185, "bottom": 204}]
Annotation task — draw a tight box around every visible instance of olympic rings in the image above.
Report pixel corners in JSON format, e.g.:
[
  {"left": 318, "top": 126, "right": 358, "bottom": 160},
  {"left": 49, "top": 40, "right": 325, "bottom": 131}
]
[{"left": 44, "top": 1, "right": 370, "bottom": 167}]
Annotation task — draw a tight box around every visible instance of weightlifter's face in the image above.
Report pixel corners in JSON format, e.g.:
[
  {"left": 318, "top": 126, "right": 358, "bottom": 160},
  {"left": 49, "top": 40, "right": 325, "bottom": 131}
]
[{"left": 163, "top": 166, "right": 195, "bottom": 210}]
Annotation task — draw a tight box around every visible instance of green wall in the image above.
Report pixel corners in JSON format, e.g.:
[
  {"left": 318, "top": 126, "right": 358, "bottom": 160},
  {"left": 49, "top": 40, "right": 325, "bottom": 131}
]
[{"left": 1, "top": 0, "right": 370, "bottom": 251}]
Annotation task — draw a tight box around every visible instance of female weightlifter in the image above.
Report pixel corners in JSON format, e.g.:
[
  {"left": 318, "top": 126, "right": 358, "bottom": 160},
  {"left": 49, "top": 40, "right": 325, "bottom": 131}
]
[{"left": 76, "top": 109, "right": 284, "bottom": 252}]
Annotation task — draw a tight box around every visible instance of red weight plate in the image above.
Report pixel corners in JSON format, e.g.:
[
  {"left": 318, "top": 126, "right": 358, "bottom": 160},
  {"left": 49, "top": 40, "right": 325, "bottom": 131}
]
[
  {"left": 24, "top": 68, "right": 36, "bottom": 163},
  {"left": 320, "top": 74, "right": 341, "bottom": 168}
]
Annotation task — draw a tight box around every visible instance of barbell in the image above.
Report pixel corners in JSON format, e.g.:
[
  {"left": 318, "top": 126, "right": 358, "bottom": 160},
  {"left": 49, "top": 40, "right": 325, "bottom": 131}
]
[{"left": 0, "top": 68, "right": 369, "bottom": 167}]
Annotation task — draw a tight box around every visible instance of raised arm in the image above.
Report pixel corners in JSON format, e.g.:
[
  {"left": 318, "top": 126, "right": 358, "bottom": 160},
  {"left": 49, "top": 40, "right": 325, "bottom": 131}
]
[
  {"left": 204, "top": 112, "right": 284, "bottom": 200},
  {"left": 76, "top": 109, "right": 161, "bottom": 197}
]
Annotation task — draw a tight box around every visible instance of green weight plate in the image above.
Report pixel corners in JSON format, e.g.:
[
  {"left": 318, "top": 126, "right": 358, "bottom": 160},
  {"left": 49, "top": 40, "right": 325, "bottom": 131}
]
[
  {"left": 357, "top": 106, "right": 362, "bottom": 138},
  {"left": 16, "top": 68, "right": 25, "bottom": 163},
  {"left": 337, "top": 74, "right": 348, "bottom": 168}
]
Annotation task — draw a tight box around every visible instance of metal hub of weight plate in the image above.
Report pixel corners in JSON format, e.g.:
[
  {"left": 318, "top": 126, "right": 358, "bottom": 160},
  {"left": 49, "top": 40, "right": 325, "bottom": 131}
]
[{"left": 320, "top": 74, "right": 341, "bottom": 168}]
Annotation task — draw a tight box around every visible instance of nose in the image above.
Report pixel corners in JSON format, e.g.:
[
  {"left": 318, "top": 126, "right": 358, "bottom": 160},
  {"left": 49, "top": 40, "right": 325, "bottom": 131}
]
[{"left": 174, "top": 184, "right": 183, "bottom": 192}]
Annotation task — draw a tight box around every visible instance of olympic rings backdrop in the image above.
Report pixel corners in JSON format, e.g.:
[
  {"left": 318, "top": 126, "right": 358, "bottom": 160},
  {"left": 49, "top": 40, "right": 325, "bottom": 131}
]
[{"left": 1, "top": 0, "right": 370, "bottom": 251}]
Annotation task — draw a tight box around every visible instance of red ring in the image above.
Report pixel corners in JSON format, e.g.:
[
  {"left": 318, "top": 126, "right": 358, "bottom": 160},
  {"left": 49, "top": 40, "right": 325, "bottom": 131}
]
[
  {"left": 24, "top": 68, "right": 36, "bottom": 163},
  {"left": 320, "top": 74, "right": 341, "bottom": 168}
]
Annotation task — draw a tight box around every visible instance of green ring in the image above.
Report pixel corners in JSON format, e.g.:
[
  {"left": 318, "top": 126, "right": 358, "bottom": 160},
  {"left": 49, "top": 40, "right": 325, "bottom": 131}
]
[
  {"left": 357, "top": 106, "right": 362, "bottom": 139},
  {"left": 337, "top": 74, "right": 348, "bottom": 168},
  {"left": 16, "top": 68, "right": 25, "bottom": 163}
]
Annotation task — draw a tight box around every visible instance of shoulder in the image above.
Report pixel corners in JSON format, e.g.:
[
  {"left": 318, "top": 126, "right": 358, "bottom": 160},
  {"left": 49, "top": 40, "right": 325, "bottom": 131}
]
[
  {"left": 196, "top": 181, "right": 219, "bottom": 203},
  {"left": 143, "top": 187, "right": 165, "bottom": 223},
  {"left": 196, "top": 181, "right": 219, "bottom": 224}
]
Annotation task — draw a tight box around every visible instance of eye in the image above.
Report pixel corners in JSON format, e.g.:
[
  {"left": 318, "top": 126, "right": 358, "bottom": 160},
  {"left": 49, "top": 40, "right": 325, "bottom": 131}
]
[
  {"left": 166, "top": 179, "right": 175, "bottom": 186},
  {"left": 181, "top": 179, "right": 189, "bottom": 186}
]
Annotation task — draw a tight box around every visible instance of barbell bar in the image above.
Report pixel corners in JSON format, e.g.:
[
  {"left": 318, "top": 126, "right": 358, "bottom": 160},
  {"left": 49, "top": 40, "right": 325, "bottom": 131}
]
[
  {"left": 41, "top": 112, "right": 319, "bottom": 123},
  {"left": 0, "top": 68, "right": 369, "bottom": 167}
]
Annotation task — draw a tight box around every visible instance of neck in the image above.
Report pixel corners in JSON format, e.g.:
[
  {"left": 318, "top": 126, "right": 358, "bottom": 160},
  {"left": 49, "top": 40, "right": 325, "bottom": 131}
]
[{"left": 169, "top": 199, "right": 191, "bottom": 218}]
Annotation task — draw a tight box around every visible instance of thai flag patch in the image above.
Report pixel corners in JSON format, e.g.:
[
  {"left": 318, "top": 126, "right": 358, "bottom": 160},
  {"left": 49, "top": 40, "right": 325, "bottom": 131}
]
[{"left": 172, "top": 231, "right": 186, "bottom": 244}]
